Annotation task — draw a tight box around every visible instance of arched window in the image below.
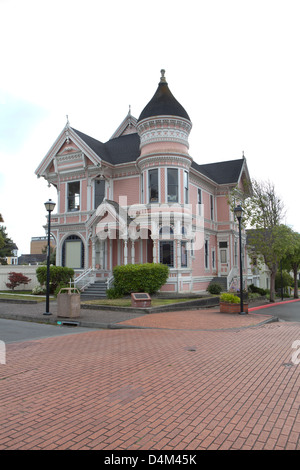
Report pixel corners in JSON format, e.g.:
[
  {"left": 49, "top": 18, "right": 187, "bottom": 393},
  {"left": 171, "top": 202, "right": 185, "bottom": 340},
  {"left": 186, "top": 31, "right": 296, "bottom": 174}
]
[
  {"left": 62, "top": 235, "right": 84, "bottom": 269},
  {"left": 159, "top": 226, "right": 174, "bottom": 238}
]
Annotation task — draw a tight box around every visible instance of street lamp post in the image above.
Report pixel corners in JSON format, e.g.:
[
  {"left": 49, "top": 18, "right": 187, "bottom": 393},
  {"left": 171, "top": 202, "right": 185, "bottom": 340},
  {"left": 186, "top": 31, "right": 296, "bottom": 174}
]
[
  {"left": 234, "top": 204, "right": 246, "bottom": 315},
  {"left": 43, "top": 199, "right": 56, "bottom": 315}
]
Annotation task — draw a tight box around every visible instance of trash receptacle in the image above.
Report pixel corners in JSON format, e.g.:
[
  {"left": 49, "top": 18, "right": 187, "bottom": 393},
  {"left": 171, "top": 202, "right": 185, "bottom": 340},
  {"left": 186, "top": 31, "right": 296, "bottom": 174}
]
[{"left": 57, "top": 288, "right": 81, "bottom": 318}]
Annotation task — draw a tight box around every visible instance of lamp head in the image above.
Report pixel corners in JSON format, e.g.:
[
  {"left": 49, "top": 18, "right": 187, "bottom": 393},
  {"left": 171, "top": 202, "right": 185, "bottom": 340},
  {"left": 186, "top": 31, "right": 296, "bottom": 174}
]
[
  {"left": 234, "top": 205, "right": 243, "bottom": 220},
  {"left": 44, "top": 199, "right": 56, "bottom": 212}
]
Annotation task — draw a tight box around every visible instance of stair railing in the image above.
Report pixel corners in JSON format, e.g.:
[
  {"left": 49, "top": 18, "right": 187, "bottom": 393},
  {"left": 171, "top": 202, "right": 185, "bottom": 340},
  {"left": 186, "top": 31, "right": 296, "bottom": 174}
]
[
  {"left": 74, "top": 268, "right": 96, "bottom": 292},
  {"left": 106, "top": 275, "right": 114, "bottom": 290}
]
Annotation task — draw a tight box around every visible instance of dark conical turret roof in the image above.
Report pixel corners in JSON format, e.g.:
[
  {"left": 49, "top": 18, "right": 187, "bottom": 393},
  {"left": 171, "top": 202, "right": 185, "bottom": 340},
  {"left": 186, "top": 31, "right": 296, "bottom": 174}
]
[{"left": 138, "top": 70, "right": 191, "bottom": 122}]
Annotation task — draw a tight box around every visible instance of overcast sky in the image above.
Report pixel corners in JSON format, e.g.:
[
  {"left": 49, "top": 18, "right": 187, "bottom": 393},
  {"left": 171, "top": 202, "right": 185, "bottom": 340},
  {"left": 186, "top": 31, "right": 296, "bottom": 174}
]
[{"left": 1, "top": 0, "right": 300, "bottom": 255}]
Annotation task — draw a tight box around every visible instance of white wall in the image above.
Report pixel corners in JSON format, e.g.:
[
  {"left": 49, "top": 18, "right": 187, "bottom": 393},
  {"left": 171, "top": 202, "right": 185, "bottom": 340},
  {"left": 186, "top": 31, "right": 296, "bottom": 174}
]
[{"left": 0, "top": 266, "right": 40, "bottom": 291}]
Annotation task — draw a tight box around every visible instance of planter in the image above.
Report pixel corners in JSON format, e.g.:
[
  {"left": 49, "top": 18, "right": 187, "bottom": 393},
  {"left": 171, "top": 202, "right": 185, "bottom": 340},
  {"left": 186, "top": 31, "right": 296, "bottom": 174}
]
[{"left": 220, "top": 301, "right": 248, "bottom": 314}]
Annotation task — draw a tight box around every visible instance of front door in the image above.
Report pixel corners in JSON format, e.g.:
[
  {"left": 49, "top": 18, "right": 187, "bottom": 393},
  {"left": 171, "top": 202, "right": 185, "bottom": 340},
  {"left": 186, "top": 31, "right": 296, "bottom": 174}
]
[{"left": 219, "top": 241, "right": 228, "bottom": 275}]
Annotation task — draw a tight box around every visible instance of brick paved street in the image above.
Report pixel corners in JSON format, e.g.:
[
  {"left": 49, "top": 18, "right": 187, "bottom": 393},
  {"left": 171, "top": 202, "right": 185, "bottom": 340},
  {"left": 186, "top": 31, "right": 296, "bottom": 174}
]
[{"left": 0, "top": 311, "right": 299, "bottom": 450}]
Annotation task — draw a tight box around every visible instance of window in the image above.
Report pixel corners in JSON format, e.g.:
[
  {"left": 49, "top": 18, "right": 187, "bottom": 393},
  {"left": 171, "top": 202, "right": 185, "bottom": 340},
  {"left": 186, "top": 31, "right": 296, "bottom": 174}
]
[
  {"left": 212, "top": 249, "right": 216, "bottom": 269},
  {"left": 234, "top": 240, "right": 238, "bottom": 266},
  {"left": 198, "top": 188, "right": 202, "bottom": 215},
  {"left": 210, "top": 195, "right": 214, "bottom": 220},
  {"left": 160, "top": 241, "right": 174, "bottom": 267},
  {"left": 68, "top": 181, "right": 80, "bottom": 212},
  {"left": 220, "top": 241, "right": 228, "bottom": 264},
  {"left": 181, "top": 241, "right": 187, "bottom": 267},
  {"left": 167, "top": 168, "right": 178, "bottom": 203},
  {"left": 148, "top": 169, "right": 159, "bottom": 202},
  {"left": 62, "top": 235, "right": 84, "bottom": 269},
  {"left": 141, "top": 174, "right": 144, "bottom": 203},
  {"left": 159, "top": 226, "right": 174, "bottom": 267},
  {"left": 205, "top": 240, "right": 209, "bottom": 269},
  {"left": 94, "top": 179, "right": 105, "bottom": 208},
  {"left": 184, "top": 170, "right": 189, "bottom": 204}
]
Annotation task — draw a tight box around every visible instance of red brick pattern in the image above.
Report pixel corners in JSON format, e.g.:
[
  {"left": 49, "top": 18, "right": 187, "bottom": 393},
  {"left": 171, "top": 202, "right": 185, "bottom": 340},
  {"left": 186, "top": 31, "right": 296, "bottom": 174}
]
[{"left": 0, "top": 316, "right": 299, "bottom": 450}]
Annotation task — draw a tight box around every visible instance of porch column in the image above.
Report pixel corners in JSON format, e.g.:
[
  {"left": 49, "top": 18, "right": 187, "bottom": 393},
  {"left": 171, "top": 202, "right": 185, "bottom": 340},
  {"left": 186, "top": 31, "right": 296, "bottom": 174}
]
[
  {"left": 131, "top": 240, "right": 135, "bottom": 264},
  {"left": 99, "top": 240, "right": 104, "bottom": 269},
  {"left": 177, "top": 239, "right": 181, "bottom": 268},
  {"left": 92, "top": 237, "right": 96, "bottom": 269},
  {"left": 153, "top": 239, "right": 157, "bottom": 263},
  {"left": 124, "top": 239, "right": 128, "bottom": 265}
]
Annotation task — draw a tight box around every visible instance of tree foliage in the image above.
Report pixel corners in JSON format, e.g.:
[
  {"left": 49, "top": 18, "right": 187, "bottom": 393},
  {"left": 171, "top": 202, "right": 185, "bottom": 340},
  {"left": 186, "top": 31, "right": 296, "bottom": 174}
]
[
  {"left": 0, "top": 226, "right": 16, "bottom": 264},
  {"left": 281, "top": 231, "right": 300, "bottom": 298},
  {"left": 230, "top": 178, "right": 293, "bottom": 302}
]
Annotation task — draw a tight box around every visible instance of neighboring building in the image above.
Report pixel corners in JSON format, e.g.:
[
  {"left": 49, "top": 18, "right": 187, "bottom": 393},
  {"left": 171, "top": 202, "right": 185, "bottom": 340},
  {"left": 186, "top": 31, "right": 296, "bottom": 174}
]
[
  {"left": 35, "top": 70, "right": 250, "bottom": 293},
  {"left": 18, "top": 254, "right": 47, "bottom": 265},
  {"left": 30, "top": 236, "right": 55, "bottom": 254},
  {"left": 5, "top": 244, "right": 18, "bottom": 265}
]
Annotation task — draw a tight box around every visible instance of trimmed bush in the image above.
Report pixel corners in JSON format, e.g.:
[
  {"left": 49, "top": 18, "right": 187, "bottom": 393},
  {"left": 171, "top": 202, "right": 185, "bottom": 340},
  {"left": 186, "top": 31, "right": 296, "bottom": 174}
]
[
  {"left": 36, "top": 266, "right": 74, "bottom": 294},
  {"left": 207, "top": 283, "right": 222, "bottom": 295},
  {"left": 220, "top": 293, "right": 240, "bottom": 304},
  {"left": 113, "top": 263, "right": 169, "bottom": 295},
  {"left": 248, "top": 284, "right": 267, "bottom": 296},
  {"left": 106, "top": 286, "right": 125, "bottom": 299}
]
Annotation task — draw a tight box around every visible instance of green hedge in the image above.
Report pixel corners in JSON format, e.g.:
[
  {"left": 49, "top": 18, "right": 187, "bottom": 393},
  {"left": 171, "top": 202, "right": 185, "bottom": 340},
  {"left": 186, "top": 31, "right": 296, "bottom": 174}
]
[
  {"left": 36, "top": 266, "right": 74, "bottom": 294},
  {"left": 112, "top": 263, "right": 169, "bottom": 296}
]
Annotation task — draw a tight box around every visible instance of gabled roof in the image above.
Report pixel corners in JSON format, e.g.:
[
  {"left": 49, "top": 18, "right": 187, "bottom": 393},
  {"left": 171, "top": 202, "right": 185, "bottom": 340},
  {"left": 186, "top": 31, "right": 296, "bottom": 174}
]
[
  {"left": 72, "top": 129, "right": 140, "bottom": 165},
  {"left": 191, "top": 158, "right": 246, "bottom": 185}
]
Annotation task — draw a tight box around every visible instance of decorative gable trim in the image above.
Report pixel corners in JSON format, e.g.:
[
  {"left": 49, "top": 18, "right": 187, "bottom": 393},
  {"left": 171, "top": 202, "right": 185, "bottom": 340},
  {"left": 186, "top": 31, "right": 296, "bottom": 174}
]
[
  {"left": 110, "top": 109, "right": 138, "bottom": 140},
  {"left": 35, "top": 124, "right": 102, "bottom": 177}
]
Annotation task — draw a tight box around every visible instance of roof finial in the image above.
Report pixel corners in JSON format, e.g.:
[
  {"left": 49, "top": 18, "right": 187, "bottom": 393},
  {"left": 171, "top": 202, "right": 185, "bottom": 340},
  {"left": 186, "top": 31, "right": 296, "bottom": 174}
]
[
  {"left": 160, "top": 69, "right": 166, "bottom": 83},
  {"left": 128, "top": 105, "right": 131, "bottom": 115},
  {"left": 66, "top": 115, "right": 70, "bottom": 127}
]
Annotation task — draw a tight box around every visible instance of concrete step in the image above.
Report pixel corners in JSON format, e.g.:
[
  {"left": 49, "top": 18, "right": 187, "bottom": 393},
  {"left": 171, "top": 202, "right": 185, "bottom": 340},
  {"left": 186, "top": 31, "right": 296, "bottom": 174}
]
[
  {"left": 80, "top": 281, "right": 108, "bottom": 298},
  {"left": 209, "top": 277, "right": 227, "bottom": 291}
]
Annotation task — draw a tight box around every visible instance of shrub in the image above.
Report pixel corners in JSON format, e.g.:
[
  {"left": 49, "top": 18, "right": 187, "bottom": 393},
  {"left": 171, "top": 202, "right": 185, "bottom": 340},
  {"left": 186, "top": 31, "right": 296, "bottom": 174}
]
[
  {"left": 207, "top": 283, "right": 222, "bottom": 295},
  {"left": 106, "top": 286, "right": 124, "bottom": 299},
  {"left": 32, "top": 285, "right": 46, "bottom": 295},
  {"left": 113, "top": 263, "right": 169, "bottom": 294},
  {"left": 248, "top": 284, "right": 267, "bottom": 296},
  {"left": 36, "top": 266, "right": 74, "bottom": 294},
  {"left": 220, "top": 293, "right": 240, "bottom": 304}
]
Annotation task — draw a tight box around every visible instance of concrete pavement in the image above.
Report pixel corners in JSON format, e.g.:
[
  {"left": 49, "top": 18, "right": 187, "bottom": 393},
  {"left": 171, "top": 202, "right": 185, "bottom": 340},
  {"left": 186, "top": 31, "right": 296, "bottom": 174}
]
[{"left": 0, "top": 299, "right": 299, "bottom": 451}]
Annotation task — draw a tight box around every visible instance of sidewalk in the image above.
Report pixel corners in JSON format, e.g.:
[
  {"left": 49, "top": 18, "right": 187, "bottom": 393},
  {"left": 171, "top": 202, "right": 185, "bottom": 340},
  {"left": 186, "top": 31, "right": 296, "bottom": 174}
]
[
  {"left": 0, "top": 297, "right": 278, "bottom": 330},
  {"left": 0, "top": 298, "right": 299, "bottom": 451}
]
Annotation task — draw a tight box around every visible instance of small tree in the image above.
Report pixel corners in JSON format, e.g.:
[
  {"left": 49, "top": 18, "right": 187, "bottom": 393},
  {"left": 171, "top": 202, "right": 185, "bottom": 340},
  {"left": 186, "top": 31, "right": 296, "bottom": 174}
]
[
  {"left": 6, "top": 272, "right": 31, "bottom": 291},
  {"left": 281, "top": 230, "right": 300, "bottom": 299},
  {"left": 230, "top": 179, "right": 290, "bottom": 302}
]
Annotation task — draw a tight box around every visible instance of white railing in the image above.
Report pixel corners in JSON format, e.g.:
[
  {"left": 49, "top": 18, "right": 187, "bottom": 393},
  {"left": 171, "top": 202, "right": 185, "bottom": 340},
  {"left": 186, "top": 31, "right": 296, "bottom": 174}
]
[
  {"left": 74, "top": 268, "right": 96, "bottom": 291},
  {"left": 106, "top": 275, "right": 114, "bottom": 290},
  {"left": 227, "top": 266, "right": 238, "bottom": 291}
]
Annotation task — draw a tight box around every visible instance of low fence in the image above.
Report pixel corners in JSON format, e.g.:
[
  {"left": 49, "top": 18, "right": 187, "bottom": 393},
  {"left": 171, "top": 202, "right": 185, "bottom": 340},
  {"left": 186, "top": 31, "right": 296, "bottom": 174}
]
[{"left": 0, "top": 266, "right": 40, "bottom": 291}]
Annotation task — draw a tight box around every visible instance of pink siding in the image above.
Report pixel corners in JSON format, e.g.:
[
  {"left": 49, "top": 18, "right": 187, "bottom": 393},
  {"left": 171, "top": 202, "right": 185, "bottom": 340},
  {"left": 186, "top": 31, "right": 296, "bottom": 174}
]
[{"left": 113, "top": 177, "right": 140, "bottom": 206}]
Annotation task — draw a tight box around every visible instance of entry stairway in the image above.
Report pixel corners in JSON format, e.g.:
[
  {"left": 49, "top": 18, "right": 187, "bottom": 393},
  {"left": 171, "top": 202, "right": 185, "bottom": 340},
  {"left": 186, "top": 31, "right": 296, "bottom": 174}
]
[
  {"left": 208, "top": 276, "right": 227, "bottom": 291},
  {"left": 80, "top": 280, "right": 108, "bottom": 299}
]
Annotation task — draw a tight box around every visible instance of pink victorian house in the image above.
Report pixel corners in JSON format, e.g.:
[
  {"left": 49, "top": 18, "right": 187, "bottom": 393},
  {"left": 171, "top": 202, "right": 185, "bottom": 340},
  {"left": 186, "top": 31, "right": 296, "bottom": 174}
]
[{"left": 35, "top": 70, "right": 250, "bottom": 295}]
